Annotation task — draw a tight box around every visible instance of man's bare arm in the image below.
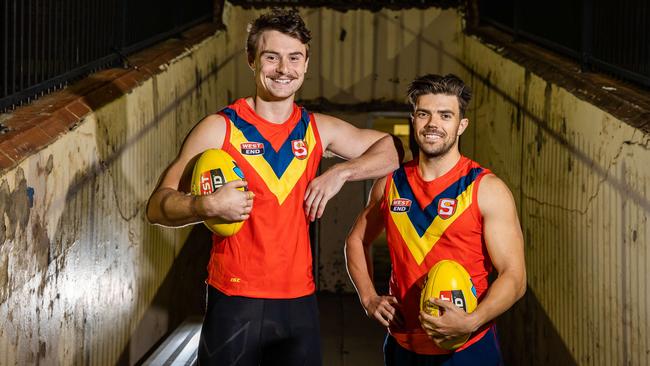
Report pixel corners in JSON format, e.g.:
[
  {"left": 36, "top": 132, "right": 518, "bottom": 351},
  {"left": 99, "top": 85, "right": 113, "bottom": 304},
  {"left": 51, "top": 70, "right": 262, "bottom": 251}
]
[
  {"left": 304, "top": 113, "right": 400, "bottom": 221},
  {"left": 346, "top": 176, "right": 402, "bottom": 327},
  {"left": 420, "top": 175, "right": 526, "bottom": 344},
  {"left": 146, "top": 114, "right": 253, "bottom": 227}
]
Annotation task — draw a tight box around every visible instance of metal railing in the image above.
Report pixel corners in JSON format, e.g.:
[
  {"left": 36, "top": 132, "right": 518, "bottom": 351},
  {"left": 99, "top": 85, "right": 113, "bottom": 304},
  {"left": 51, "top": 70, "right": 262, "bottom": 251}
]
[
  {"left": 227, "top": 0, "right": 461, "bottom": 10},
  {"left": 478, "top": 0, "right": 650, "bottom": 88},
  {"left": 0, "top": 0, "right": 214, "bottom": 111}
]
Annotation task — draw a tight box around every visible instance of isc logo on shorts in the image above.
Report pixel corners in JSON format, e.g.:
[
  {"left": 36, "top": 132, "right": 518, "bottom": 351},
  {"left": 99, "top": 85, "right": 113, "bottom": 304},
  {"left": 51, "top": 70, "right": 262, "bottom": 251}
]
[
  {"left": 437, "top": 198, "right": 457, "bottom": 219},
  {"left": 291, "top": 139, "right": 308, "bottom": 159},
  {"left": 241, "top": 142, "right": 265, "bottom": 155},
  {"left": 439, "top": 290, "right": 467, "bottom": 312},
  {"left": 199, "top": 168, "right": 225, "bottom": 195},
  {"left": 390, "top": 198, "right": 412, "bottom": 213}
]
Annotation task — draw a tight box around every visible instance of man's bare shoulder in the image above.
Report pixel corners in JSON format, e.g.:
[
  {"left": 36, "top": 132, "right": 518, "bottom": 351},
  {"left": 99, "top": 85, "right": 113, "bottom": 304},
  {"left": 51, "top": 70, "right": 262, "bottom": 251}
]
[
  {"left": 182, "top": 113, "right": 227, "bottom": 150},
  {"left": 479, "top": 174, "right": 510, "bottom": 194},
  {"left": 195, "top": 113, "right": 226, "bottom": 132},
  {"left": 311, "top": 112, "right": 346, "bottom": 126},
  {"left": 478, "top": 173, "right": 516, "bottom": 214}
]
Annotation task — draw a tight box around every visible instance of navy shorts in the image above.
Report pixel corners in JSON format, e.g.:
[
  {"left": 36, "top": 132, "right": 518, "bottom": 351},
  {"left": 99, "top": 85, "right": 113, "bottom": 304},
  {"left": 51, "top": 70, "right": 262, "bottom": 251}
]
[
  {"left": 198, "top": 286, "right": 322, "bottom": 366},
  {"left": 383, "top": 326, "right": 503, "bottom": 366}
]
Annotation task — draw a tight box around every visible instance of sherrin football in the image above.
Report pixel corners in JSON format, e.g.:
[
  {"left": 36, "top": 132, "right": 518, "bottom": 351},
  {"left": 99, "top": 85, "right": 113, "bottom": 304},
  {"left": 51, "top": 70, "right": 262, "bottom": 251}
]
[
  {"left": 190, "top": 149, "right": 246, "bottom": 237},
  {"left": 420, "top": 259, "right": 478, "bottom": 350}
]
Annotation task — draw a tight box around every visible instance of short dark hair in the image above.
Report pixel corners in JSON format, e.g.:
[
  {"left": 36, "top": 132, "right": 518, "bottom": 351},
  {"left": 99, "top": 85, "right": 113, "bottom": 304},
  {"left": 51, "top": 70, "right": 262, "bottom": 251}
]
[
  {"left": 246, "top": 8, "right": 312, "bottom": 64},
  {"left": 406, "top": 74, "right": 472, "bottom": 118}
]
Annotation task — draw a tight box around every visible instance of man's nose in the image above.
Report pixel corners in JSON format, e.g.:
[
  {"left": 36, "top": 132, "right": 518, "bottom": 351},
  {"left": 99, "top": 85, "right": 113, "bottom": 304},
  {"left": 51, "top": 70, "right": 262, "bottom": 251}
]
[
  {"left": 276, "top": 58, "right": 289, "bottom": 74},
  {"left": 424, "top": 116, "right": 440, "bottom": 128}
]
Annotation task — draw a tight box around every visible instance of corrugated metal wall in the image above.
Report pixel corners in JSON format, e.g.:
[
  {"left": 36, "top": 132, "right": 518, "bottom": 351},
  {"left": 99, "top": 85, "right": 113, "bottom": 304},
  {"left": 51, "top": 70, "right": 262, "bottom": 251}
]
[
  {"left": 460, "top": 35, "right": 650, "bottom": 365},
  {"left": 297, "top": 6, "right": 463, "bottom": 103}
]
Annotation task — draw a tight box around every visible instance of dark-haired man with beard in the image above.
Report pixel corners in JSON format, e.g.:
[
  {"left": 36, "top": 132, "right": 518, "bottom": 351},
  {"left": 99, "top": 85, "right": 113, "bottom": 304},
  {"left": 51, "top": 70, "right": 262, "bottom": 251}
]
[
  {"left": 146, "top": 9, "right": 399, "bottom": 366},
  {"left": 346, "top": 74, "right": 525, "bottom": 365}
]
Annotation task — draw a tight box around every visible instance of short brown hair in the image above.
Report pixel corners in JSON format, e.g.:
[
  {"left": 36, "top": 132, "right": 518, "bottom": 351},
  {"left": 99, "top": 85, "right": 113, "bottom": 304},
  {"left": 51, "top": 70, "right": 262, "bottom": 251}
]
[
  {"left": 246, "top": 8, "right": 312, "bottom": 64},
  {"left": 407, "top": 74, "right": 472, "bottom": 118}
]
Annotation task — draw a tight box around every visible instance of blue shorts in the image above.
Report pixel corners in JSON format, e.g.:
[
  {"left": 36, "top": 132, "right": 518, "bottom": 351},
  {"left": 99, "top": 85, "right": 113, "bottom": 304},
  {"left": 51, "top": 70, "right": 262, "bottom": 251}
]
[{"left": 383, "top": 326, "right": 503, "bottom": 366}]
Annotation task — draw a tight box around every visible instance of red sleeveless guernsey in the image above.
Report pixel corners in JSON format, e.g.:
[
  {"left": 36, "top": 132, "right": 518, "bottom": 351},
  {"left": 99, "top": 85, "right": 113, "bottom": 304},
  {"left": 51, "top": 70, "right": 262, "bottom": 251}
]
[
  {"left": 207, "top": 98, "right": 323, "bottom": 298},
  {"left": 382, "top": 156, "right": 494, "bottom": 354}
]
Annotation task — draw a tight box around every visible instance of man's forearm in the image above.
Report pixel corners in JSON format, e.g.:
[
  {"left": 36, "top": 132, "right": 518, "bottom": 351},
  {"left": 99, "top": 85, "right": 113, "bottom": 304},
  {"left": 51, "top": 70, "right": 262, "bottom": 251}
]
[
  {"left": 467, "top": 272, "right": 526, "bottom": 332},
  {"left": 146, "top": 187, "right": 203, "bottom": 227},
  {"left": 345, "top": 240, "right": 379, "bottom": 307},
  {"left": 335, "top": 135, "right": 399, "bottom": 182}
]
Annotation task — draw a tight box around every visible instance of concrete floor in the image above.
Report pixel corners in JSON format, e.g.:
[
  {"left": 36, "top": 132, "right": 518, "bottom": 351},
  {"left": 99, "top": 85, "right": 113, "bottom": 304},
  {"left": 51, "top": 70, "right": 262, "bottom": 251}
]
[{"left": 319, "top": 292, "right": 387, "bottom": 366}]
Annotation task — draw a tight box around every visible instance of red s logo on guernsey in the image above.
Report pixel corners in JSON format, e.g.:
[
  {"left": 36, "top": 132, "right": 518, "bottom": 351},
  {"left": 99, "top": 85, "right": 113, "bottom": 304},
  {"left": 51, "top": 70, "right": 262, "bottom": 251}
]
[
  {"left": 437, "top": 198, "right": 457, "bottom": 219},
  {"left": 292, "top": 139, "right": 308, "bottom": 159}
]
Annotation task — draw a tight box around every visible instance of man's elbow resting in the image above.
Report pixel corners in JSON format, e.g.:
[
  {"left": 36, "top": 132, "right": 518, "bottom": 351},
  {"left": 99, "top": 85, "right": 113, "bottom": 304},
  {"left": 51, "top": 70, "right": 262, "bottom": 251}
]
[{"left": 379, "top": 134, "right": 401, "bottom": 169}]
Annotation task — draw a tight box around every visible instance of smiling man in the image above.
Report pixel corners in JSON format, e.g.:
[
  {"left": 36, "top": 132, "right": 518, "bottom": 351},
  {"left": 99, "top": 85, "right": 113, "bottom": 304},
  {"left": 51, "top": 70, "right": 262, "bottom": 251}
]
[
  {"left": 146, "top": 8, "right": 398, "bottom": 366},
  {"left": 345, "top": 74, "right": 526, "bottom": 365}
]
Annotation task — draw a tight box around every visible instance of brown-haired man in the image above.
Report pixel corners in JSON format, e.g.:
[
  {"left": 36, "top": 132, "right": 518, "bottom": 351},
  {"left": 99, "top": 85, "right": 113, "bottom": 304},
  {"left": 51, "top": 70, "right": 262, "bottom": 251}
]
[
  {"left": 345, "top": 74, "right": 526, "bottom": 365},
  {"left": 146, "top": 8, "right": 399, "bottom": 366}
]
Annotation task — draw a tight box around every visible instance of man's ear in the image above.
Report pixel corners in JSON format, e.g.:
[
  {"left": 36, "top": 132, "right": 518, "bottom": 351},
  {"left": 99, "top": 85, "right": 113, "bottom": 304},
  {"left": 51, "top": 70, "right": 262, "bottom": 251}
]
[{"left": 458, "top": 118, "right": 469, "bottom": 136}]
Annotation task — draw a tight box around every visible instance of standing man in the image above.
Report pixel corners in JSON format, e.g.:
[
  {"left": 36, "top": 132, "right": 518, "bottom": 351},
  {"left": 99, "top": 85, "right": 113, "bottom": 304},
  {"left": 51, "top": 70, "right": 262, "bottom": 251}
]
[
  {"left": 146, "top": 9, "right": 399, "bottom": 366},
  {"left": 345, "top": 74, "right": 526, "bottom": 365}
]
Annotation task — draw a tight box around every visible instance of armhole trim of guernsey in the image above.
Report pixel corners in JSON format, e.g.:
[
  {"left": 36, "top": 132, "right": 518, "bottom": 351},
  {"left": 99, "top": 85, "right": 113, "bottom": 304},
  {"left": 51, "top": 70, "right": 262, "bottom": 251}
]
[
  {"left": 471, "top": 170, "right": 491, "bottom": 227},
  {"left": 380, "top": 172, "right": 394, "bottom": 215},
  {"left": 218, "top": 111, "right": 232, "bottom": 150},
  {"left": 308, "top": 112, "right": 324, "bottom": 158}
]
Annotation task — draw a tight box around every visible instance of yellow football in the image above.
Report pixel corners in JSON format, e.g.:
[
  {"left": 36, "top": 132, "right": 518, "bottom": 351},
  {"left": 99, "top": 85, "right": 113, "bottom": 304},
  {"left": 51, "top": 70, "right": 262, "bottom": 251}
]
[
  {"left": 420, "top": 259, "right": 478, "bottom": 350},
  {"left": 190, "top": 149, "right": 246, "bottom": 237}
]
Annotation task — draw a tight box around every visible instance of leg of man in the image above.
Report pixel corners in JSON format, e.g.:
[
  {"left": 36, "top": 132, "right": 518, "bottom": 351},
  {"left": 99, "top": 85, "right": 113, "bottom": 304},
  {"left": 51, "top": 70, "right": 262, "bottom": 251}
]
[
  {"left": 198, "top": 286, "right": 264, "bottom": 366},
  {"left": 260, "top": 294, "right": 322, "bottom": 366}
]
